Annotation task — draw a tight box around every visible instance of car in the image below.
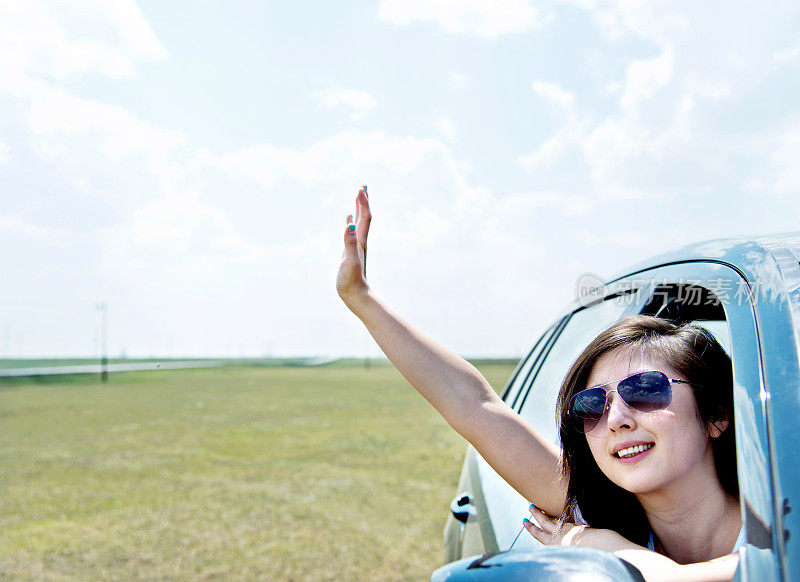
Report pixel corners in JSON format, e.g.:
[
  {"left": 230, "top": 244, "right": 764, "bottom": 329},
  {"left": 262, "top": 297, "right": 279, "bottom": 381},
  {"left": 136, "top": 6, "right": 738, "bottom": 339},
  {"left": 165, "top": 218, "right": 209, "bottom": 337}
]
[{"left": 433, "top": 232, "right": 800, "bottom": 581}]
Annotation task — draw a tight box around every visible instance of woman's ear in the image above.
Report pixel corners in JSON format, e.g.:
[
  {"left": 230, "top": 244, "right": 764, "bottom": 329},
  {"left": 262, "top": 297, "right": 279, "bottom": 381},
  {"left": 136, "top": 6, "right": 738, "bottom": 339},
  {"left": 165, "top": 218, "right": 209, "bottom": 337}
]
[{"left": 707, "top": 410, "right": 729, "bottom": 438}]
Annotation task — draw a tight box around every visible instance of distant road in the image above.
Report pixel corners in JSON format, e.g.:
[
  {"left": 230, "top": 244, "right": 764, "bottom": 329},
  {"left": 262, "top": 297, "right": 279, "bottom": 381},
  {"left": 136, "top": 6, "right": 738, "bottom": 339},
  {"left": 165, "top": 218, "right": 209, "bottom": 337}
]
[{"left": 0, "top": 360, "right": 225, "bottom": 378}]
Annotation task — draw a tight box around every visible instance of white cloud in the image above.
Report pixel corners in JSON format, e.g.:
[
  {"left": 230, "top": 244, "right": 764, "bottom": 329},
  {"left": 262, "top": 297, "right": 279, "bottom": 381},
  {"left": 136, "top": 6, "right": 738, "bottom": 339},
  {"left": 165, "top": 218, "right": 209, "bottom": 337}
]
[
  {"left": 0, "top": 0, "right": 166, "bottom": 82},
  {"left": 0, "top": 0, "right": 177, "bottom": 216},
  {"left": 619, "top": 47, "right": 674, "bottom": 112},
  {"left": 102, "top": 194, "right": 264, "bottom": 271},
  {"left": 518, "top": 2, "right": 800, "bottom": 204},
  {"left": 220, "top": 129, "right": 452, "bottom": 188},
  {"left": 19, "top": 85, "right": 191, "bottom": 212},
  {"left": 517, "top": 117, "right": 587, "bottom": 171},
  {"left": 378, "top": 0, "right": 542, "bottom": 39},
  {"left": 531, "top": 80, "right": 575, "bottom": 110},
  {"left": 312, "top": 88, "right": 377, "bottom": 122},
  {"left": 565, "top": 0, "right": 689, "bottom": 45},
  {"left": 519, "top": 81, "right": 586, "bottom": 171}
]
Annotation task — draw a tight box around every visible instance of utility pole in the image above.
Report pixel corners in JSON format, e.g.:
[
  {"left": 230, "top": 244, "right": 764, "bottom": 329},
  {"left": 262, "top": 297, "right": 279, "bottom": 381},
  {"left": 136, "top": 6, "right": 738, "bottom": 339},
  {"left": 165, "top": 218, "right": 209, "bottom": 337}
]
[{"left": 97, "top": 302, "right": 108, "bottom": 383}]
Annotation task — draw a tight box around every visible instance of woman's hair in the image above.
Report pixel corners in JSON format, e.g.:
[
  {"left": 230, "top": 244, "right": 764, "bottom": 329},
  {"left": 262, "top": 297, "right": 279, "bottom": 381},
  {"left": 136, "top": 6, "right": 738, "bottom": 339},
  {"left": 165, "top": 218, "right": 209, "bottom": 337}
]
[{"left": 556, "top": 314, "right": 737, "bottom": 546}]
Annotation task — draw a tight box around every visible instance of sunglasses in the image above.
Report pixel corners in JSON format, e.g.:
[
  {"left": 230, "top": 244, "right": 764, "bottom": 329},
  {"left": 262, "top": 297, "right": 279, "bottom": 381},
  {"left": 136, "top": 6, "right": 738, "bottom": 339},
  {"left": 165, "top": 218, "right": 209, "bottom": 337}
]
[{"left": 568, "top": 371, "right": 694, "bottom": 433}]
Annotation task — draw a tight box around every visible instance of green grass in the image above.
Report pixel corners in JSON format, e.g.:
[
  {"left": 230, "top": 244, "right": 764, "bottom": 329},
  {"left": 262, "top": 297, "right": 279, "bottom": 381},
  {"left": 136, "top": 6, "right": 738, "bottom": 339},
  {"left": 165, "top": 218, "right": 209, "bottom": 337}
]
[{"left": 0, "top": 362, "right": 516, "bottom": 581}]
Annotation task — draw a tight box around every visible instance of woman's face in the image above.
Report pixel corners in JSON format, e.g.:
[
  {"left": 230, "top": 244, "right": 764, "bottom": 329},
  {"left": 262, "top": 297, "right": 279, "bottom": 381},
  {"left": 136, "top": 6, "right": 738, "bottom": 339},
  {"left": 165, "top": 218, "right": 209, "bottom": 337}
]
[{"left": 583, "top": 346, "right": 720, "bottom": 496}]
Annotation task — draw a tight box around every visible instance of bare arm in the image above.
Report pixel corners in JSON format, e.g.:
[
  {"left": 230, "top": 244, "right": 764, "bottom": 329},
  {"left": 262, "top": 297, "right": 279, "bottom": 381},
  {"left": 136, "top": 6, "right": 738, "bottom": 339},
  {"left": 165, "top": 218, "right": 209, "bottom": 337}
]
[{"left": 336, "top": 187, "right": 567, "bottom": 514}]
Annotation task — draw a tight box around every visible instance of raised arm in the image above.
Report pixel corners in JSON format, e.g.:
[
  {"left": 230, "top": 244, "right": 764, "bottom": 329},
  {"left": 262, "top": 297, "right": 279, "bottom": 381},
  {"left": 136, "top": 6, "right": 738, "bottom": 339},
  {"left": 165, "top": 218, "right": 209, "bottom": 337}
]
[{"left": 336, "top": 187, "right": 567, "bottom": 515}]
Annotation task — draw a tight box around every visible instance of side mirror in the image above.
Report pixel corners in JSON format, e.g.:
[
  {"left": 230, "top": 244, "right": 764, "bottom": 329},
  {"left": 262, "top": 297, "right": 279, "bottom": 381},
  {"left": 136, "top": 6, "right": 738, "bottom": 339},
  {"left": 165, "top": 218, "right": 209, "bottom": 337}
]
[{"left": 431, "top": 547, "right": 645, "bottom": 582}]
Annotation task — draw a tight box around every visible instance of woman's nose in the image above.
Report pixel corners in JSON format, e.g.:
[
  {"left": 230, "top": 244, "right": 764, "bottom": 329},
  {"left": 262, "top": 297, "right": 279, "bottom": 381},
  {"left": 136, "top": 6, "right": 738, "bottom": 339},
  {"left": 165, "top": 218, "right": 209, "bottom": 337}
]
[{"left": 605, "top": 391, "right": 636, "bottom": 431}]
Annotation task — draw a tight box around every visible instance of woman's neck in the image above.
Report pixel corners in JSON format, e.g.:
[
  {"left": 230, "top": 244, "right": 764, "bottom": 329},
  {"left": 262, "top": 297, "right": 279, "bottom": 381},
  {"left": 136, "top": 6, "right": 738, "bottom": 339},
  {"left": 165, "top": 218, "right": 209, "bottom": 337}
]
[{"left": 637, "top": 475, "right": 741, "bottom": 564}]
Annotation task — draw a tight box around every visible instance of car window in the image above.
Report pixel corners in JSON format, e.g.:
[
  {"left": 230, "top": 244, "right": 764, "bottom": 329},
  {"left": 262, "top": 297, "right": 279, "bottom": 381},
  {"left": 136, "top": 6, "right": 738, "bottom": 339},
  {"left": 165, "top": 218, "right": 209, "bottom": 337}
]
[
  {"left": 517, "top": 296, "right": 635, "bottom": 445},
  {"left": 625, "top": 268, "right": 778, "bottom": 565}
]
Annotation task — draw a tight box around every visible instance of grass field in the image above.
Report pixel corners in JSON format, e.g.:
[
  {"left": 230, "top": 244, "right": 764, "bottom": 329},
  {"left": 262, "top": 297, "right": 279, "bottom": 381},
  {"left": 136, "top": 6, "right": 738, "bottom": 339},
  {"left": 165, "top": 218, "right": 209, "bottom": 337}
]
[{"left": 0, "top": 361, "right": 516, "bottom": 581}]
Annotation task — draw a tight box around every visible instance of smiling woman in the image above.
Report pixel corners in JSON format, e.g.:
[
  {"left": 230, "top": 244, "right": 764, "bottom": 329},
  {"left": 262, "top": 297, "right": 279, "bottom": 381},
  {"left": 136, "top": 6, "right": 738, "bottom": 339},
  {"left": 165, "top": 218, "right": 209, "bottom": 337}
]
[
  {"left": 336, "top": 187, "right": 742, "bottom": 581},
  {"left": 552, "top": 317, "right": 741, "bottom": 561}
]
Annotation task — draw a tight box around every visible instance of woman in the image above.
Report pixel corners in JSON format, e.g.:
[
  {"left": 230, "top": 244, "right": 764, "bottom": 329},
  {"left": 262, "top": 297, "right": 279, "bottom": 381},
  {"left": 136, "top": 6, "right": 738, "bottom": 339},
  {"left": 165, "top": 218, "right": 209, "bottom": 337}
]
[{"left": 336, "top": 187, "right": 743, "bottom": 581}]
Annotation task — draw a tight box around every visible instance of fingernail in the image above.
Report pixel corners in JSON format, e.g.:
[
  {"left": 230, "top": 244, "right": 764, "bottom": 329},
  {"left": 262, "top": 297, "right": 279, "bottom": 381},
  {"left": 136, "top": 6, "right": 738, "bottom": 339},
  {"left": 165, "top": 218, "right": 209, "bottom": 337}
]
[
  {"left": 530, "top": 503, "right": 536, "bottom": 509},
  {"left": 523, "top": 518, "right": 530, "bottom": 523},
  {"left": 348, "top": 224, "right": 356, "bottom": 231}
]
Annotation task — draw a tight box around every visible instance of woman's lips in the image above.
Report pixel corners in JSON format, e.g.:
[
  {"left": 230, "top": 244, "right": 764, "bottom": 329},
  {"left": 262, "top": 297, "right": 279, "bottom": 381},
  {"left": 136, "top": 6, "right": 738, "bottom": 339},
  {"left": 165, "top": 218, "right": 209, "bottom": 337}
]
[{"left": 613, "top": 442, "right": 655, "bottom": 464}]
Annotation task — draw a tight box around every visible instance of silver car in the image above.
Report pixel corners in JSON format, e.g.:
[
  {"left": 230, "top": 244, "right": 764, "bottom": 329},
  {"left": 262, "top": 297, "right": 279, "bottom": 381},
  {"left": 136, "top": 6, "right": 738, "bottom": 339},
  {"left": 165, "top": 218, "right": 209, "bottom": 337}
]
[{"left": 434, "top": 232, "right": 800, "bottom": 581}]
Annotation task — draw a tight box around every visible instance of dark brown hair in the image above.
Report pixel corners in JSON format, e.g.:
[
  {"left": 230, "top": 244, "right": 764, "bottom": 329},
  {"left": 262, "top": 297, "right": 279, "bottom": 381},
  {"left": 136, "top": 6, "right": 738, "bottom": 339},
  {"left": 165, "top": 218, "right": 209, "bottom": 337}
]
[{"left": 556, "top": 315, "right": 737, "bottom": 546}]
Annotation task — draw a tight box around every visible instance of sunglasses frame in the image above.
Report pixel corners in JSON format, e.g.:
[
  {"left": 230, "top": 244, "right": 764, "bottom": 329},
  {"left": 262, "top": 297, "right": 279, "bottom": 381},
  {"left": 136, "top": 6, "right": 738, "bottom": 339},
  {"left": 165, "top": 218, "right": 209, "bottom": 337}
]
[{"left": 568, "top": 370, "right": 695, "bottom": 433}]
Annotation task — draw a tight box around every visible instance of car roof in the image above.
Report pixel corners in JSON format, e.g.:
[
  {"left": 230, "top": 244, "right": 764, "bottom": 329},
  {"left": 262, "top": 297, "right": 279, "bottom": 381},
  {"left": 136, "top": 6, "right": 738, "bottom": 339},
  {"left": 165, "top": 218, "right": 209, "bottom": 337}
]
[{"left": 608, "top": 231, "right": 800, "bottom": 281}]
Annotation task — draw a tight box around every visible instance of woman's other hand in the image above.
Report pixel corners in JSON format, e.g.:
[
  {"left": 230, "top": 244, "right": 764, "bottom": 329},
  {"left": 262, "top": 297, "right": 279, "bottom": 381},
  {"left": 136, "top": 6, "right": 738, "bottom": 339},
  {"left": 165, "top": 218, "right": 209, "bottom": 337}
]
[
  {"left": 523, "top": 505, "right": 634, "bottom": 550},
  {"left": 523, "top": 505, "right": 591, "bottom": 547},
  {"left": 337, "top": 185, "right": 371, "bottom": 307},
  {"left": 522, "top": 505, "right": 739, "bottom": 582}
]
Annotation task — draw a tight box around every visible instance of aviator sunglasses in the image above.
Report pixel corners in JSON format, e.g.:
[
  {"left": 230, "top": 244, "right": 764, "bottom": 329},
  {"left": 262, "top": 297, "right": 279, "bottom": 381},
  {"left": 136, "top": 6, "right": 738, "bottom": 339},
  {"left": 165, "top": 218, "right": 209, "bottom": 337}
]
[{"left": 568, "top": 371, "right": 695, "bottom": 433}]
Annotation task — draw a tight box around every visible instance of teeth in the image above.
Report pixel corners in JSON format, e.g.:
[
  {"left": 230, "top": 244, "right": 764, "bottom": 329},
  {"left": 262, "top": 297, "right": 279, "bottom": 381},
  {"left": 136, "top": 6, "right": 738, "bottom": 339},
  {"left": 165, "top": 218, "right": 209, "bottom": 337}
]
[{"left": 616, "top": 443, "right": 654, "bottom": 458}]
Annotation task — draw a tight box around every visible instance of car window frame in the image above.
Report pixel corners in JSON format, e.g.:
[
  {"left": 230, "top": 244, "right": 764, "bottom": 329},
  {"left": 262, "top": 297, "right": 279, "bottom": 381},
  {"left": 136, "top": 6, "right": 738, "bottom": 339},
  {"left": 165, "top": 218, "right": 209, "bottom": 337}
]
[{"left": 500, "top": 320, "right": 562, "bottom": 408}]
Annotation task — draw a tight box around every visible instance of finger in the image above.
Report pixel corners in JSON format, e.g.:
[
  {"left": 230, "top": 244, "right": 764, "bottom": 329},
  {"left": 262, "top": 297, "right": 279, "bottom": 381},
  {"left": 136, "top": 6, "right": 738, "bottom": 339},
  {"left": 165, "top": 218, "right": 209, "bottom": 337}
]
[
  {"left": 522, "top": 518, "right": 549, "bottom": 544},
  {"left": 356, "top": 186, "right": 371, "bottom": 239},
  {"left": 354, "top": 186, "right": 369, "bottom": 223},
  {"left": 343, "top": 214, "right": 357, "bottom": 247},
  {"left": 529, "top": 506, "right": 557, "bottom": 534}
]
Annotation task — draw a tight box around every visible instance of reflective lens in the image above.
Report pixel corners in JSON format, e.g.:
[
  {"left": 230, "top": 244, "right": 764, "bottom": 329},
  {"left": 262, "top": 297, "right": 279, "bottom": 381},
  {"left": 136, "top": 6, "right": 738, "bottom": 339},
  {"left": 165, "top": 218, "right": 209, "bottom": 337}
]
[{"left": 568, "top": 371, "right": 674, "bottom": 433}]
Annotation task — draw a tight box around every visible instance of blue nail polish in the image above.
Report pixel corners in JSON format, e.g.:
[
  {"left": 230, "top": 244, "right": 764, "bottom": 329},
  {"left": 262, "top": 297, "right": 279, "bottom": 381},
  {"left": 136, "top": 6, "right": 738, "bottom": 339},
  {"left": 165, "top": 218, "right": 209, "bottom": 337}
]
[
  {"left": 530, "top": 503, "right": 536, "bottom": 509},
  {"left": 523, "top": 517, "right": 530, "bottom": 523},
  {"left": 348, "top": 224, "right": 356, "bottom": 231}
]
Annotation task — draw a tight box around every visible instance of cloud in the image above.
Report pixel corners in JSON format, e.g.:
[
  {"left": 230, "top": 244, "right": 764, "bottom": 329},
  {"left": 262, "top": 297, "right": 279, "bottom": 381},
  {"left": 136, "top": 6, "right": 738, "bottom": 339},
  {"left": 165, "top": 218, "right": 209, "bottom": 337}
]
[
  {"left": 518, "top": 80, "right": 586, "bottom": 171},
  {"left": 618, "top": 47, "right": 674, "bottom": 112},
  {"left": 20, "top": 85, "right": 191, "bottom": 212},
  {"left": 0, "top": 0, "right": 167, "bottom": 82},
  {"left": 0, "top": 0, "right": 178, "bottom": 216},
  {"left": 312, "top": 88, "right": 377, "bottom": 122},
  {"left": 219, "top": 129, "right": 452, "bottom": 188},
  {"left": 102, "top": 194, "right": 265, "bottom": 271},
  {"left": 518, "top": 2, "right": 800, "bottom": 202},
  {"left": 531, "top": 81, "right": 576, "bottom": 110},
  {"left": 378, "top": 0, "right": 542, "bottom": 39},
  {"left": 517, "top": 119, "right": 587, "bottom": 171}
]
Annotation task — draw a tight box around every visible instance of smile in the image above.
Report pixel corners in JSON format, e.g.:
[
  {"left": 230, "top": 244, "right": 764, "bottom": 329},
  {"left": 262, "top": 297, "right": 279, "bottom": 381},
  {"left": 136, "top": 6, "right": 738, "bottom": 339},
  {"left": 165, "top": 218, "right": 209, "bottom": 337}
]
[{"left": 614, "top": 443, "right": 654, "bottom": 459}]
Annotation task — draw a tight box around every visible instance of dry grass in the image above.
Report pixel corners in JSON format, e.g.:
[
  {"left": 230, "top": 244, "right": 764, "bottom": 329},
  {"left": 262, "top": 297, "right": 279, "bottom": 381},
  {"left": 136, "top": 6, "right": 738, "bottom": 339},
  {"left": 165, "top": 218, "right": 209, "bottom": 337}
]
[{"left": 0, "top": 362, "right": 515, "bottom": 581}]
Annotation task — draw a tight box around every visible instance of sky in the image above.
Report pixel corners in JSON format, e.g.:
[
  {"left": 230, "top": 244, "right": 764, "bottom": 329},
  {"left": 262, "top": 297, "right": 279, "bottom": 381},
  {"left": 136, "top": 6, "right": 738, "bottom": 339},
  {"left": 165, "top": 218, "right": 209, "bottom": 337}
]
[{"left": 1, "top": 0, "right": 799, "bottom": 359}]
